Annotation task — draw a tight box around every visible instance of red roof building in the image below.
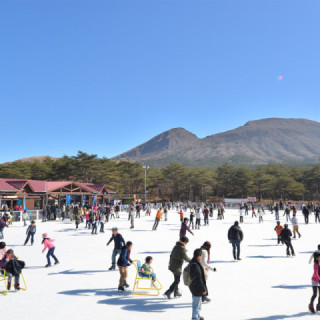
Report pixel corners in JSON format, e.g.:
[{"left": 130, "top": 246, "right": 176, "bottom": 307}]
[{"left": 0, "top": 178, "right": 116, "bottom": 210}]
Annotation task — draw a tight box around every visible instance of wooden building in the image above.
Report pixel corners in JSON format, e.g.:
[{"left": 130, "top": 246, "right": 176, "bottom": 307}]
[{"left": 0, "top": 178, "right": 116, "bottom": 210}]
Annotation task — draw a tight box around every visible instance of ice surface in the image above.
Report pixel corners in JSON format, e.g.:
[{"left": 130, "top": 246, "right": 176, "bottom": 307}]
[{"left": 1, "top": 209, "right": 317, "bottom": 320}]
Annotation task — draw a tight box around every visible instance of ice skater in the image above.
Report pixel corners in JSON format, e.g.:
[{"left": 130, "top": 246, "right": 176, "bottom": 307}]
[
  {"left": 117, "top": 241, "right": 133, "bottom": 291},
  {"left": 24, "top": 220, "right": 36, "bottom": 245},
  {"left": 107, "top": 227, "right": 125, "bottom": 271},
  {"left": 280, "top": 224, "right": 295, "bottom": 257},
  {"left": 309, "top": 253, "right": 320, "bottom": 314},
  {"left": 228, "top": 221, "right": 243, "bottom": 261},
  {"left": 42, "top": 233, "right": 59, "bottom": 267}
]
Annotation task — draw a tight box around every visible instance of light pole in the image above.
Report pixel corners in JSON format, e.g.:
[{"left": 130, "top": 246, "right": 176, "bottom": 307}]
[{"left": 142, "top": 165, "right": 150, "bottom": 202}]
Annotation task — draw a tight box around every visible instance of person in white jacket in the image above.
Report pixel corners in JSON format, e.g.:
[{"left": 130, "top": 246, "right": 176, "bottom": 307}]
[
  {"left": 200, "top": 241, "right": 217, "bottom": 303},
  {"left": 290, "top": 214, "right": 301, "bottom": 238}
]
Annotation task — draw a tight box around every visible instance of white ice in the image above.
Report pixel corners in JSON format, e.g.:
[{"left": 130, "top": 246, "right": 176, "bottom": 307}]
[{"left": 1, "top": 209, "right": 318, "bottom": 320}]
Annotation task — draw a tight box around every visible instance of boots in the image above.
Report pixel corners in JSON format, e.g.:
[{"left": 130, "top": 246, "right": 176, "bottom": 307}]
[
  {"left": 14, "top": 284, "right": 20, "bottom": 291},
  {"left": 108, "top": 265, "right": 115, "bottom": 271},
  {"left": 118, "top": 286, "right": 125, "bottom": 291},
  {"left": 163, "top": 290, "right": 172, "bottom": 299},
  {"left": 124, "top": 281, "right": 129, "bottom": 288},
  {"left": 7, "top": 282, "right": 11, "bottom": 290},
  {"left": 174, "top": 289, "right": 182, "bottom": 298}
]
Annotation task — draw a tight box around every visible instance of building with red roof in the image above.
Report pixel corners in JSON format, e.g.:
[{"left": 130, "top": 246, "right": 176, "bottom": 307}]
[{"left": 0, "top": 178, "right": 116, "bottom": 210}]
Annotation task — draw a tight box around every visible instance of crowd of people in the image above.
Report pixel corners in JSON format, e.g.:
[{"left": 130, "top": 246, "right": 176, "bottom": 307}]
[{"left": 1, "top": 200, "right": 320, "bottom": 318}]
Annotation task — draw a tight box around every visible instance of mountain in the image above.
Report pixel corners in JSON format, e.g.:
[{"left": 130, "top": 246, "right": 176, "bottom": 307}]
[
  {"left": 113, "top": 118, "right": 320, "bottom": 168},
  {"left": 4, "top": 156, "right": 58, "bottom": 164}
]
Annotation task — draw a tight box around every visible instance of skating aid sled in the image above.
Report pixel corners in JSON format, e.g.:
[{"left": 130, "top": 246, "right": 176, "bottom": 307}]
[
  {"left": 131, "top": 260, "right": 162, "bottom": 297},
  {"left": 0, "top": 269, "right": 27, "bottom": 295}
]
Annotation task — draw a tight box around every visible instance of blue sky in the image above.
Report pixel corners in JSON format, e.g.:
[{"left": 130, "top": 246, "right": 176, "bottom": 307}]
[{"left": 1, "top": 0, "right": 319, "bottom": 162}]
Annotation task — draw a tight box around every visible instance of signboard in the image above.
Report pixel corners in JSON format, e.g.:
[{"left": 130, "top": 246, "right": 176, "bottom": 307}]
[
  {"left": 247, "top": 197, "right": 257, "bottom": 202},
  {"left": 224, "top": 198, "right": 248, "bottom": 203}
]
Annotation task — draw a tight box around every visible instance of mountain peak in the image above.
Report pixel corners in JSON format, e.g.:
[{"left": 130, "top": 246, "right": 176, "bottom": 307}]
[{"left": 114, "top": 118, "right": 320, "bottom": 168}]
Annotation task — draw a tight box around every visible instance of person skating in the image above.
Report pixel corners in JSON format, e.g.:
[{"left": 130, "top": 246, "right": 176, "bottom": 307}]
[
  {"left": 239, "top": 206, "right": 244, "bottom": 223},
  {"left": 315, "top": 206, "right": 320, "bottom": 223},
  {"left": 189, "top": 208, "right": 195, "bottom": 229},
  {"left": 280, "top": 224, "right": 295, "bottom": 257},
  {"left": 227, "top": 221, "right": 243, "bottom": 261},
  {"left": 203, "top": 206, "right": 209, "bottom": 226},
  {"left": 42, "top": 233, "right": 60, "bottom": 267},
  {"left": 24, "top": 220, "right": 36, "bottom": 245},
  {"left": 189, "top": 249, "right": 208, "bottom": 320},
  {"left": 117, "top": 241, "right": 133, "bottom": 291},
  {"left": 180, "top": 218, "right": 194, "bottom": 239},
  {"left": 107, "top": 227, "right": 125, "bottom": 270},
  {"left": 303, "top": 206, "right": 310, "bottom": 224},
  {"left": 152, "top": 208, "right": 162, "bottom": 230},
  {"left": 164, "top": 236, "right": 191, "bottom": 299},
  {"left": 0, "top": 220, "right": 8, "bottom": 239},
  {"left": 195, "top": 208, "right": 201, "bottom": 229},
  {"left": 283, "top": 206, "right": 291, "bottom": 222},
  {"left": 200, "top": 241, "right": 216, "bottom": 303},
  {"left": 290, "top": 213, "right": 301, "bottom": 238},
  {"left": 309, "top": 253, "right": 320, "bottom": 314},
  {"left": 274, "top": 221, "right": 283, "bottom": 245},
  {"left": 258, "top": 208, "right": 263, "bottom": 223}
]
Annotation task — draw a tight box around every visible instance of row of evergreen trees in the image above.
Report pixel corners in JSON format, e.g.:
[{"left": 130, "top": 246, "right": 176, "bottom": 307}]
[{"left": 1, "top": 151, "right": 320, "bottom": 201}]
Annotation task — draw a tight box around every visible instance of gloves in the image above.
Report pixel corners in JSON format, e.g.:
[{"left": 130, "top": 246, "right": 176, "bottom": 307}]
[{"left": 213, "top": 268, "right": 217, "bottom": 272}]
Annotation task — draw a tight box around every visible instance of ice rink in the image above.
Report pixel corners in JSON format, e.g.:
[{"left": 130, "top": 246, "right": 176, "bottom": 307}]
[{"left": 1, "top": 208, "right": 318, "bottom": 320}]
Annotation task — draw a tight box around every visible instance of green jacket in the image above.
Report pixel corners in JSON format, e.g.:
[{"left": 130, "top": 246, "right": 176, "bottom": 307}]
[{"left": 168, "top": 241, "right": 191, "bottom": 275}]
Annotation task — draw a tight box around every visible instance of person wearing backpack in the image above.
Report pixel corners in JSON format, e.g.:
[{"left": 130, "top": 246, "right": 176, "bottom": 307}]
[
  {"left": 189, "top": 249, "right": 208, "bottom": 320},
  {"left": 163, "top": 236, "right": 191, "bottom": 299}
]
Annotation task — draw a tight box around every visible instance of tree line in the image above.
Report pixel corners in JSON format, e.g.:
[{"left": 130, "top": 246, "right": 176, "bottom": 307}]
[{"left": 1, "top": 151, "right": 320, "bottom": 201}]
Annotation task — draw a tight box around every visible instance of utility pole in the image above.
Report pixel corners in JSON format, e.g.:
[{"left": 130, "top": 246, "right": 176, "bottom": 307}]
[{"left": 142, "top": 165, "right": 150, "bottom": 202}]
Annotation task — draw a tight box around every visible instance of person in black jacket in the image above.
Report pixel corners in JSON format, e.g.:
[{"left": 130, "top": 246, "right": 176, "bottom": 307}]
[
  {"left": 228, "top": 221, "right": 243, "bottom": 261},
  {"left": 189, "top": 249, "right": 207, "bottom": 320},
  {"left": 107, "top": 227, "right": 125, "bottom": 270},
  {"left": 117, "top": 241, "right": 133, "bottom": 291},
  {"left": 303, "top": 206, "right": 310, "bottom": 224},
  {"left": 280, "top": 224, "right": 295, "bottom": 256}
]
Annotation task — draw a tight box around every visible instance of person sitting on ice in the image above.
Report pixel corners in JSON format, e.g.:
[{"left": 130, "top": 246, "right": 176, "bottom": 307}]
[
  {"left": 180, "top": 218, "right": 194, "bottom": 239},
  {"left": 140, "top": 256, "right": 157, "bottom": 282}
]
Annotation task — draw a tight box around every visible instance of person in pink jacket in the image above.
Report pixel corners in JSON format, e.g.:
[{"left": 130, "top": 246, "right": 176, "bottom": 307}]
[
  {"left": 309, "top": 253, "right": 320, "bottom": 314},
  {"left": 42, "top": 233, "right": 59, "bottom": 268}
]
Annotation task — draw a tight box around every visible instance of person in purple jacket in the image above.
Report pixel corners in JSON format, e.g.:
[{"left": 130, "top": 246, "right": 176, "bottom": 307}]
[{"left": 180, "top": 218, "right": 194, "bottom": 239}]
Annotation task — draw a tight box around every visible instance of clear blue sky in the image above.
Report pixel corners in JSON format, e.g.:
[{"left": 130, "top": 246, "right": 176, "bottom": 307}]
[{"left": 1, "top": 0, "right": 319, "bottom": 162}]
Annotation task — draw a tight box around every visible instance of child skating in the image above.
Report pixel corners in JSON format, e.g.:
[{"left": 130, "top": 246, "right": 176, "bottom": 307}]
[{"left": 42, "top": 233, "right": 60, "bottom": 267}]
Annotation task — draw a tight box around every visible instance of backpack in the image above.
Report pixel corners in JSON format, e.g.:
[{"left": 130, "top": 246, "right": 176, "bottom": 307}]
[{"left": 183, "top": 262, "right": 194, "bottom": 286}]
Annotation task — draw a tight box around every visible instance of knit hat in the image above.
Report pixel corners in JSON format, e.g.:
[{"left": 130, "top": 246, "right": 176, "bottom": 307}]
[{"left": 42, "top": 233, "right": 48, "bottom": 238}]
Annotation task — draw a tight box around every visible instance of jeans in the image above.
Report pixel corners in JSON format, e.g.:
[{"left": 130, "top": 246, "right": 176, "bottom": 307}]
[
  {"left": 7, "top": 272, "right": 20, "bottom": 286},
  {"left": 275, "top": 212, "right": 279, "bottom": 220},
  {"left": 204, "top": 215, "right": 209, "bottom": 225},
  {"left": 24, "top": 232, "right": 35, "bottom": 245},
  {"left": 153, "top": 218, "right": 160, "bottom": 230},
  {"left": 112, "top": 249, "right": 122, "bottom": 267},
  {"left": 304, "top": 215, "right": 309, "bottom": 224},
  {"left": 168, "top": 273, "right": 181, "bottom": 294},
  {"left": 0, "top": 229, "right": 3, "bottom": 239},
  {"left": 100, "top": 222, "right": 104, "bottom": 232},
  {"left": 192, "top": 296, "right": 202, "bottom": 320},
  {"left": 47, "top": 247, "right": 59, "bottom": 265},
  {"left": 231, "top": 241, "right": 241, "bottom": 259}
]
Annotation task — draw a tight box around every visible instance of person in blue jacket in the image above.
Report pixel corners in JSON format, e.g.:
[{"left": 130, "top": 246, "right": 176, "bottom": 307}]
[
  {"left": 24, "top": 221, "right": 36, "bottom": 245},
  {"left": 107, "top": 227, "right": 125, "bottom": 271},
  {"left": 117, "top": 241, "right": 133, "bottom": 291}
]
